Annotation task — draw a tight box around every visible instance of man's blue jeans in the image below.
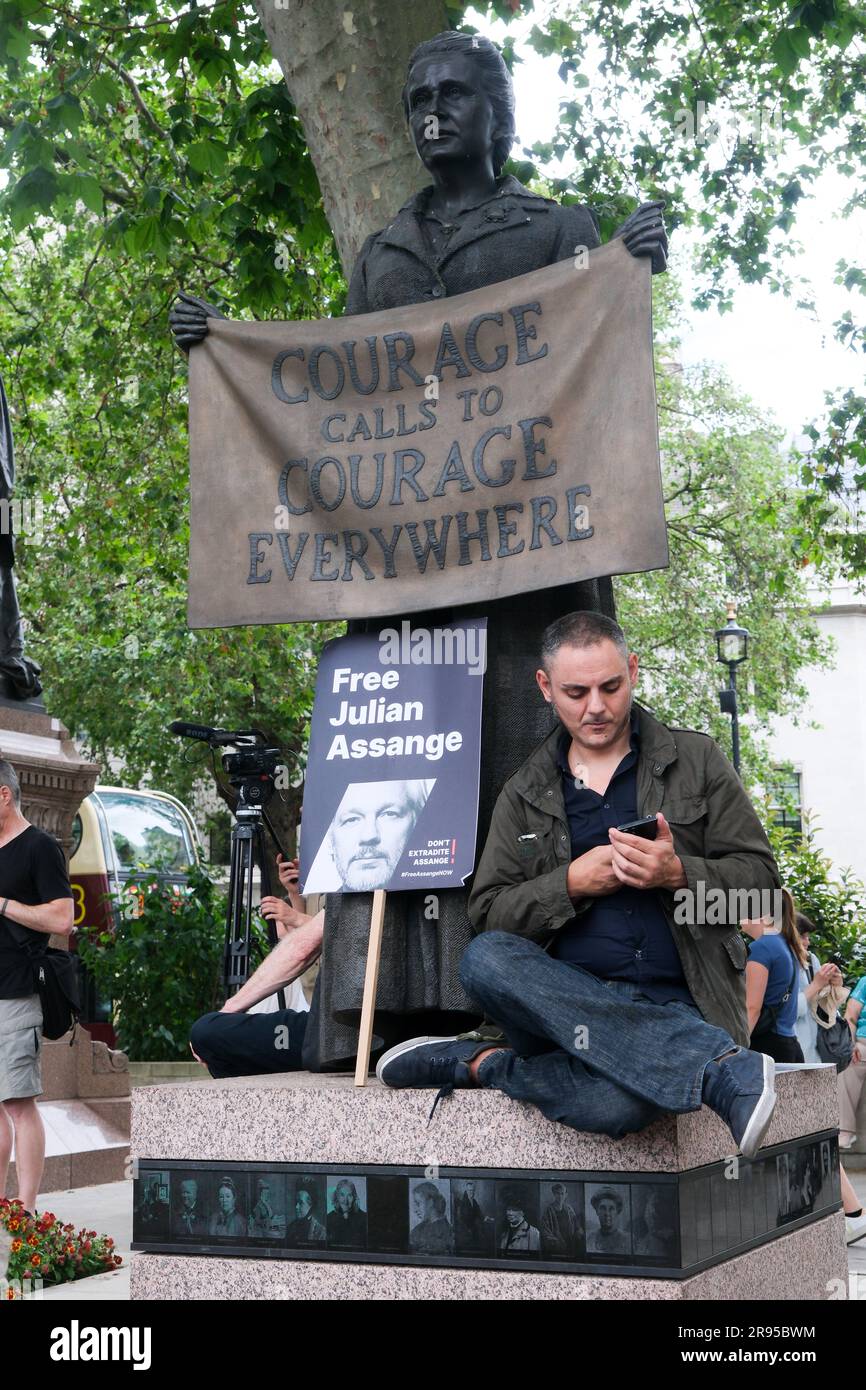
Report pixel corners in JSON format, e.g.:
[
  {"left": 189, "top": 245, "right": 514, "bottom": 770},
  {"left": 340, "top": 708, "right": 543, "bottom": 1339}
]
[{"left": 458, "top": 933, "right": 736, "bottom": 1138}]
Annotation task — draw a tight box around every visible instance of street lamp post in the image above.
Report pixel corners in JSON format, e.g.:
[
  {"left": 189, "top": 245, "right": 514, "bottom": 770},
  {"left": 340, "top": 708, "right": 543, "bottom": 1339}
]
[{"left": 715, "top": 601, "right": 750, "bottom": 775}]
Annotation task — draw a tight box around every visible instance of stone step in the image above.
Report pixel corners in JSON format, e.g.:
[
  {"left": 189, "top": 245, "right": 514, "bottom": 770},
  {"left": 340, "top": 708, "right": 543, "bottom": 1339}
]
[
  {"left": 128, "top": 1062, "right": 205, "bottom": 1087},
  {"left": 83, "top": 1096, "right": 132, "bottom": 1135},
  {"left": 9, "top": 1100, "right": 130, "bottom": 1198}
]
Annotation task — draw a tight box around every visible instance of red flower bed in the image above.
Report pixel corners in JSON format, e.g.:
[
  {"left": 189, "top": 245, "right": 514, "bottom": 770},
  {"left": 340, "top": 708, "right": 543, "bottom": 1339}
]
[{"left": 2, "top": 1198, "right": 122, "bottom": 1298}]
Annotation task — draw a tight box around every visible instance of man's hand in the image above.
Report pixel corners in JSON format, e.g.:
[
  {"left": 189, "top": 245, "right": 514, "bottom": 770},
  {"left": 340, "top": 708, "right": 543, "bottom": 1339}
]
[
  {"left": 260, "top": 894, "right": 311, "bottom": 938},
  {"left": 169, "top": 290, "right": 226, "bottom": 353},
  {"left": 612, "top": 199, "right": 668, "bottom": 275},
  {"left": 608, "top": 813, "right": 686, "bottom": 890},
  {"left": 276, "top": 854, "right": 304, "bottom": 911},
  {"left": 566, "top": 845, "right": 620, "bottom": 898}
]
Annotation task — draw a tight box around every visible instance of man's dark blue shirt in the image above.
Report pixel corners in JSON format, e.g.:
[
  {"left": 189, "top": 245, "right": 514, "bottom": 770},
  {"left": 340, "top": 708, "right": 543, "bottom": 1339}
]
[{"left": 551, "top": 712, "right": 694, "bottom": 1005}]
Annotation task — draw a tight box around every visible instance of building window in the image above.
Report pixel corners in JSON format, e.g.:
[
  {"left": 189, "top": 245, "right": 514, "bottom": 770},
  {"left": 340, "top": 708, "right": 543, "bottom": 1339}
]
[{"left": 769, "top": 768, "right": 803, "bottom": 836}]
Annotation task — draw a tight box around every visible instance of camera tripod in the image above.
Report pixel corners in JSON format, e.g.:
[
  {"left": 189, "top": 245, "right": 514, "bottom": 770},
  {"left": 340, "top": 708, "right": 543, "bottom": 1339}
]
[
  {"left": 168, "top": 720, "right": 293, "bottom": 1002},
  {"left": 224, "top": 793, "right": 290, "bottom": 1005}
]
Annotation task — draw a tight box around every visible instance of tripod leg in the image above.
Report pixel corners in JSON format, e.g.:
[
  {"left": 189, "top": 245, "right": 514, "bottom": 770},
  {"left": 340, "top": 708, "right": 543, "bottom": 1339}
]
[{"left": 224, "top": 823, "right": 255, "bottom": 994}]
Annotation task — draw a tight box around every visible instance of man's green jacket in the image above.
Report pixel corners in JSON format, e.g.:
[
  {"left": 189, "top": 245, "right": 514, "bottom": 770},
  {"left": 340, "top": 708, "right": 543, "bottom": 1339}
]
[{"left": 467, "top": 704, "right": 780, "bottom": 1047}]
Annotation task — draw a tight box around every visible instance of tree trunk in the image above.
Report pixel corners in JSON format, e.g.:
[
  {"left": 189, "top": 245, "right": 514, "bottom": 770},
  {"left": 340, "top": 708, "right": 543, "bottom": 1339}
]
[{"left": 253, "top": 0, "right": 449, "bottom": 273}]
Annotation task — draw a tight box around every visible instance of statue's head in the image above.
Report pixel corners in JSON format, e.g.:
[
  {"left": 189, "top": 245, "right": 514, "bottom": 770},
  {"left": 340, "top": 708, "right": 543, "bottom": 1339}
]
[{"left": 402, "top": 32, "right": 516, "bottom": 178}]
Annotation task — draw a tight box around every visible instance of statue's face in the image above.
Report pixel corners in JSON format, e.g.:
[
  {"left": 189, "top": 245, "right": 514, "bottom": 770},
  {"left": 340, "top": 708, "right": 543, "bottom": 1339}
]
[{"left": 406, "top": 53, "right": 496, "bottom": 174}]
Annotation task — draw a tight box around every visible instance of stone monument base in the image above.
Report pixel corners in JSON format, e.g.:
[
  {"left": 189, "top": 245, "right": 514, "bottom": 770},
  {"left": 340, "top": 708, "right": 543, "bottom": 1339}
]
[
  {"left": 130, "top": 1212, "right": 844, "bottom": 1299},
  {"left": 129, "top": 1068, "right": 847, "bottom": 1300}
]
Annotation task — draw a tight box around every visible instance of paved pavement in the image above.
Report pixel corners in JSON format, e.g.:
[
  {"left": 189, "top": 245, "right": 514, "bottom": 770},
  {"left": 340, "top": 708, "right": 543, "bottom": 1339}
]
[
  {"left": 847, "top": 1170, "right": 866, "bottom": 1293},
  {"left": 22, "top": 1170, "right": 866, "bottom": 1302},
  {"left": 34, "top": 1180, "right": 131, "bottom": 1301}
]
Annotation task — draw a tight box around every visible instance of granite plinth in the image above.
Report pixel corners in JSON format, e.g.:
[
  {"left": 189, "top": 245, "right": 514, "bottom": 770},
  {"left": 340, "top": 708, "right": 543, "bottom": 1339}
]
[
  {"left": 129, "top": 1210, "right": 846, "bottom": 1300},
  {"left": 132, "top": 1068, "right": 839, "bottom": 1172}
]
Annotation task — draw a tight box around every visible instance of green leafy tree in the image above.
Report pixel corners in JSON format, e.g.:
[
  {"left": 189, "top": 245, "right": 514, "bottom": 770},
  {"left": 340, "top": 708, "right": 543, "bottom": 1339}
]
[
  {"left": 615, "top": 278, "right": 832, "bottom": 783},
  {"left": 0, "top": 1, "right": 851, "bottom": 806},
  {"left": 76, "top": 863, "right": 229, "bottom": 1060},
  {"left": 520, "top": 0, "right": 866, "bottom": 576},
  {"left": 764, "top": 814, "right": 866, "bottom": 980}
]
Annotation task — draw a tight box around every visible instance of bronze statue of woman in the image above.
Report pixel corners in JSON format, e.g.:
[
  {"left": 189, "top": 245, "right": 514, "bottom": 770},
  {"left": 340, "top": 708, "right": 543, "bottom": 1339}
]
[{"left": 171, "top": 32, "right": 667, "bottom": 1069}]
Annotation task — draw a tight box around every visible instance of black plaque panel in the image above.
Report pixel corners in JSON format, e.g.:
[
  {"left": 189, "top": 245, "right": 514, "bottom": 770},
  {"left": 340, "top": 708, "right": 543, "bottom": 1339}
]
[{"left": 132, "top": 1130, "right": 840, "bottom": 1280}]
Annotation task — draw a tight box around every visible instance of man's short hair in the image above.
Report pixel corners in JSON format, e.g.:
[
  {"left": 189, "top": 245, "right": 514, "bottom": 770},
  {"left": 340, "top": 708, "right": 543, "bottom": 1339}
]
[
  {"left": 0, "top": 757, "right": 21, "bottom": 807},
  {"left": 540, "top": 611, "right": 628, "bottom": 672},
  {"left": 402, "top": 31, "right": 516, "bottom": 176}
]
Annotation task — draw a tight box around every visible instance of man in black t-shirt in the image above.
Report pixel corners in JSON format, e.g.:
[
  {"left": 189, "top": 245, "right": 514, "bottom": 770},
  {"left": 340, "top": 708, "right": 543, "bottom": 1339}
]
[{"left": 0, "top": 757, "right": 73, "bottom": 1212}]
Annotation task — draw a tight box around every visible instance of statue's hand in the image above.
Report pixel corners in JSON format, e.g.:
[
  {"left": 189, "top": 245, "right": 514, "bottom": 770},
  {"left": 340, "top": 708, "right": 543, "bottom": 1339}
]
[
  {"left": 612, "top": 200, "right": 668, "bottom": 275},
  {"left": 169, "top": 291, "right": 228, "bottom": 353}
]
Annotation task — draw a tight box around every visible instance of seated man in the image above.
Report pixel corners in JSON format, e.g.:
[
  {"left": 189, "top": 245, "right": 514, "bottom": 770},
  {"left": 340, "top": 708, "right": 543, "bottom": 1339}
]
[
  {"left": 189, "top": 855, "right": 323, "bottom": 1078},
  {"left": 377, "top": 610, "right": 782, "bottom": 1160}
]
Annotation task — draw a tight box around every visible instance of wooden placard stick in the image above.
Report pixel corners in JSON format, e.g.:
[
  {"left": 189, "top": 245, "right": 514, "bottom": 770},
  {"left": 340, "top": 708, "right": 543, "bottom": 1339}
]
[{"left": 354, "top": 888, "right": 387, "bottom": 1087}]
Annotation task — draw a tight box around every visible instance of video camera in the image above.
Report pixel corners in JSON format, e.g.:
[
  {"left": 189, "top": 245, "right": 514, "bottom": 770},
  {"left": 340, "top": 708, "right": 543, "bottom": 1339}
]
[{"left": 169, "top": 721, "right": 285, "bottom": 809}]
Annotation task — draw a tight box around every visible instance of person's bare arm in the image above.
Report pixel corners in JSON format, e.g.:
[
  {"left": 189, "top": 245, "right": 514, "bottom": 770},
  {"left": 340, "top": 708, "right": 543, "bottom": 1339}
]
[
  {"left": 745, "top": 960, "right": 769, "bottom": 1035},
  {"left": 2, "top": 897, "right": 74, "bottom": 937},
  {"left": 219, "top": 911, "right": 324, "bottom": 1015},
  {"left": 846, "top": 996, "right": 863, "bottom": 1059}
]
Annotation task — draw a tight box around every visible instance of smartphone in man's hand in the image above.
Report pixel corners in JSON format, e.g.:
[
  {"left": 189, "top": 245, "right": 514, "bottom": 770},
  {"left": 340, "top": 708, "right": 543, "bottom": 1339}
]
[{"left": 615, "top": 815, "right": 659, "bottom": 841}]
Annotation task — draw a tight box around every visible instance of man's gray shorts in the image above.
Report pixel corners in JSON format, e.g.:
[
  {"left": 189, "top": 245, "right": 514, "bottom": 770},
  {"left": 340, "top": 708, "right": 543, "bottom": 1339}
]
[{"left": 0, "top": 995, "right": 43, "bottom": 1102}]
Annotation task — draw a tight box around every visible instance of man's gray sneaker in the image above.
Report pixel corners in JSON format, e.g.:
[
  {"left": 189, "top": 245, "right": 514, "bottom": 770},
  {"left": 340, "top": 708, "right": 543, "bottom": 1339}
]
[{"left": 701, "top": 1047, "right": 777, "bottom": 1161}]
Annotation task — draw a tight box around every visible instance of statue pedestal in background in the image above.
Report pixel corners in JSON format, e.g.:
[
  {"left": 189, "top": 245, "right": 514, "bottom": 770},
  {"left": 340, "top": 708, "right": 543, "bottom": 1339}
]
[
  {"left": 1, "top": 695, "right": 132, "bottom": 1196},
  {"left": 0, "top": 693, "right": 99, "bottom": 856}
]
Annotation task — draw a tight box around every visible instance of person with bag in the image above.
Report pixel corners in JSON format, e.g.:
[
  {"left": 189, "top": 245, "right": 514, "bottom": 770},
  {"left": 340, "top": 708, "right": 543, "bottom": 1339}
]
[
  {"left": 839, "top": 971, "right": 866, "bottom": 1151},
  {"left": 0, "top": 758, "right": 74, "bottom": 1212},
  {"left": 794, "top": 911, "right": 846, "bottom": 1063},
  {"left": 790, "top": 910, "right": 865, "bottom": 1242},
  {"left": 742, "top": 889, "right": 805, "bottom": 1064},
  {"left": 794, "top": 910, "right": 853, "bottom": 1072}
]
